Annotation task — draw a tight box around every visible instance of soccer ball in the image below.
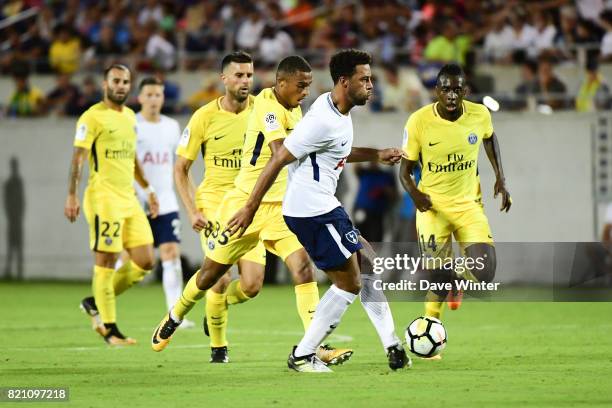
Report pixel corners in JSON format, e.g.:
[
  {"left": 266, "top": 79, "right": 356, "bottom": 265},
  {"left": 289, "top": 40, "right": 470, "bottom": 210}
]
[{"left": 405, "top": 316, "right": 447, "bottom": 357}]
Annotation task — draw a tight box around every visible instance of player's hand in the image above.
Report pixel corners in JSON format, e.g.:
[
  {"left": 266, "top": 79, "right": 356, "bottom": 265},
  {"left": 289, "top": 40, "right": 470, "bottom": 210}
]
[
  {"left": 147, "top": 192, "right": 160, "bottom": 219},
  {"left": 64, "top": 194, "right": 80, "bottom": 222},
  {"left": 189, "top": 210, "right": 208, "bottom": 233},
  {"left": 412, "top": 190, "right": 433, "bottom": 212},
  {"left": 378, "top": 148, "right": 403, "bottom": 165},
  {"left": 225, "top": 205, "right": 256, "bottom": 238},
  {"left": 494, "top": 178, "right": 511, "bottom": 212}
]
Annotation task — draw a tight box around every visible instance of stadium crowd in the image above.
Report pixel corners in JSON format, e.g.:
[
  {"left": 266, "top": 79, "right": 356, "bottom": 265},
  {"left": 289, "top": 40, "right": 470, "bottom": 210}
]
[{"left": 2, "top": 0, "right": 612, "bottom": 116}]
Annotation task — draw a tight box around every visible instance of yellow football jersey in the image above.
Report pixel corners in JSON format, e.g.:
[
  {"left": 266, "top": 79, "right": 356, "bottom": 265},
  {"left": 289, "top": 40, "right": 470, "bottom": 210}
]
[
  {"left": 176, "top": 95, "right": 255, "bottom": 209},
  {"left": 74, "top": 102, "right": 137, "bottom": 207},
  {"left": 402, "top": 100, "right": 494, "bottom": 208},
  {"left": 234, "top": 88, "right": 302, "bottom": 202}
]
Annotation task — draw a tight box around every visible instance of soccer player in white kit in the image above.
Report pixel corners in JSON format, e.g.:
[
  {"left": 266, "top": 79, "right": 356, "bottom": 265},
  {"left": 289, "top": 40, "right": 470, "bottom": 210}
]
[
  {"left": 226, "top": 49, "right": 409, "bottom": 372},
  {"left": 135, "top": 77, "right": 194, "bottom": 328}
]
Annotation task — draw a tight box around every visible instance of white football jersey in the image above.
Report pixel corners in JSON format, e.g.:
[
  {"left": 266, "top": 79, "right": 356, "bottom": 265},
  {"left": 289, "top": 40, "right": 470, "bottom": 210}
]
[
  {"left": 283, "top": 92, "right": 353, "bottom": 217},
  {"left": 135, "top": 113, "right": 181, "bottom": 215}
]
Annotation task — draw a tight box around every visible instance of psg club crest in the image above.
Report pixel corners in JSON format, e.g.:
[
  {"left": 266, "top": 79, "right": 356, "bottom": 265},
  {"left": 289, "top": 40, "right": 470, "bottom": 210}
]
[
  {"left": 468, "top": 133, "right": 478, "bottom": 144},
  {"left": 345, "top": 230, "right": 358, "bottom": 245},
  {"left": 208, "top": 240, "right": 215, "bottom": 250},
  {"left": 104, "top": 237, "right": 113, "bottom": 246}
]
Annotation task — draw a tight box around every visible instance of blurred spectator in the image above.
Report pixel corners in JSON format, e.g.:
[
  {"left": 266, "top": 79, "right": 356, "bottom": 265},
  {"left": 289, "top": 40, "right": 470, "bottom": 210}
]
[
  {"left": 514, "top": 59, "right": 538, "bottom": 110},
  {"left": 235, "top": 6, "right": 265, "bottom": 52},
  {"left": 258, "top": 24, "right": 294, "bottom": 68},
  {"left": 508, "top": 11, "right": 537, "bottom": 61},
  {"left": 286, "top": 0, "right": 315, "bottom": 48},
  {"left": 139, "top": 0, "right": 164, "bottom": 26},
  {"left": 77, "top": 75, "right": 103, "bottom": 112},
  {"left": 186, "top": 80, "right": 223, "bottom": 112},
  {"left": 333, "top": 5, "right": 361, "bottom": 49},
  {"left": 600, "top": 11, "right": 612, "bottom": 62},
  {"left": 576, "top": 59, "right": 611, "bottom": 112},
  {"left": 6, "top": 69, "right": 45, "bottom": 117},
  {"left": 534, "top": 57, "right": 568, "bottom": 110},
  {"left": 531, "top": 12, "right": 557, "bottom": 58},
  {"left": 84, "top": 22, "right": 125, "bottom": 70},
  {"left": 484, "top": 18, "right": 514, "bottom": 63},
  {"left": 423, "top": 19, "right": 470, "bottom": 65},
  {"left": 185, "top": 17, "right": 228, "bottom": 70},
  {"left": 49, "top": 24, "right": 81, "bottom": 74},
  {"left": 145, "top": 22, "right": 177, "bottom": 71},
  {"left": 353, "top": 162, "right": 398, "bottom": 242},
  {"left": 46, "top": 73, "right": 82, "bottom": 116}
]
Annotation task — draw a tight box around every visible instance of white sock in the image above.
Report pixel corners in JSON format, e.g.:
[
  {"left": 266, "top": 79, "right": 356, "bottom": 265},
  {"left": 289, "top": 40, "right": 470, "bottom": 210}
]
[
  {"left": 360, "top": 274, "right": 401, "bottom": 350},
  {"left": 294, "top": 285, "right": 356, "bottom": 357},
  {"left": 162, "top": 258, "right": 183, "bottom": 311},
  {"left": 114, "top": 257, "right": 123, "bottom": 270}
]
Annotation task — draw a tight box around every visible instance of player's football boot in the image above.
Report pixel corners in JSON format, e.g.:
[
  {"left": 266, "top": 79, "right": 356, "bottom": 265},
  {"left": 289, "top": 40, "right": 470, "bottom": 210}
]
[
  {"left": 316, "top": 344, "right": 353, "bottom": 366},
  {"left": 447, "top": 288, "right": 464, "bottom": 310},
  {"left": 99, "top": 323, "right": 137, "bottom": 346},
  {"left": 79, "top": 296, "right": 102, "bottom": 331},
  {"left": 151, "top": 313, "right": 181, "bottom": 352},
  {"left": 287, "top": 346, "right": 332, "bottom": 373},
  {"left": 210, "top": 346, "right": 229, "bottom": 363},
  {"left": 386, "top": 344, "right": 411, "bottom": 370}
]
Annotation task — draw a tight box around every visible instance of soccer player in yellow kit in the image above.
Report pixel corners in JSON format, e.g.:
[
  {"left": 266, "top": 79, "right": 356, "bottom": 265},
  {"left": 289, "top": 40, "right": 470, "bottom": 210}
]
[
  {"left": 64, "top": 64, "right": 158, "bottom": 345},
  {"left": 171, "top": 51, "right": 267, "bottom": 363},
  {"left": 399, "top": 64, "right": 511, "bottom": 352},
  {"left": 152, "top": 54, "right": 351, "bottom": 365}
]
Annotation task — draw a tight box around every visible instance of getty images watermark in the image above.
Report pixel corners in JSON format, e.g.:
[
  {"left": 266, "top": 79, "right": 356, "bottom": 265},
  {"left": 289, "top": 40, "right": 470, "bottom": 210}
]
[{"left": 369, "top": 253, "right": 501, "bottom": 292}]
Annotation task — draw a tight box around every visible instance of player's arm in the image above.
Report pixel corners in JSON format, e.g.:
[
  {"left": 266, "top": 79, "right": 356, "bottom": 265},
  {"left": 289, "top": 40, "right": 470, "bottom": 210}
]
[
  {"left": 174, "top": 155, "right": 208, "bottom": 232},
  {"left": 347, "top": 147, "right": 402, "bottom": 164},
  {"left": 225, "top": 140, "right": 296, "bottom": 237},
  {"left": 482, "top": 132, "right": 511, "bottom": 212},
  {"left": 399, "top": 158, "right": 432, "bottom": 212},
  {"left": 134, "top": 157, "right": 159, "bottom": 218},
  {"left": 64, "top": 146, "right": 89, "bottom": 222}
]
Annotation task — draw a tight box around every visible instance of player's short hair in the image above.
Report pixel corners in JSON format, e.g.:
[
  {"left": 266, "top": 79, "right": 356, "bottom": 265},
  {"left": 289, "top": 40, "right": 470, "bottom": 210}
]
[
  {"left": 103, "top": 64, "right": 131, "bottom": 80},
  {"left": 138, "top": 77, "right": 163, "bottom": 91},
  {"left": 276, "top": 55, "right": 312, "bottom": 79},
  {"left": 329, "top": 49, "right": 372, "bottom": 84},
  {"left": 436, "top": 63, "right": 465, "bottom": 84},
  {"left": 221, "top": 51, "right": 253, "bottom": 72}
]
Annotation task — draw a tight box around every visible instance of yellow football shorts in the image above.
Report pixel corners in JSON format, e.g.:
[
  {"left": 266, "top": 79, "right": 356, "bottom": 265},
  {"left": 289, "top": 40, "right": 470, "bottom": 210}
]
[
  {"left": 83, "top": 188, "right": 154, "bottom": 253},
  {"left": 416, "top": 200, "right": 493, "bottom": 259},
  {"left": 200, "top": 201, "right": 266, "bottom": 266},
  {"left": 206, "top": 189, "right": 303, "bottom": 265}
]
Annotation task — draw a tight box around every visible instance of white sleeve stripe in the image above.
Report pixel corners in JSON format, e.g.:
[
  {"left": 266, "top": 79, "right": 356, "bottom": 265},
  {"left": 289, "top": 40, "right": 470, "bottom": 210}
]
[{"left": 325, "top": 223, "right": 352, "bottom": 258}]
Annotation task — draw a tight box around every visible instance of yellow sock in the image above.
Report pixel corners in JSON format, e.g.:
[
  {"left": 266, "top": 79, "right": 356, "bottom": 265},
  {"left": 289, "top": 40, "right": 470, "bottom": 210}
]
[
  {"left": 93, "top": 265, "right": 116, "bottom": 324},
  {"left": 206, "top": 290, "right": 228, "bottom": 347},
  {"left": 113, "top": 260, "right": 150, "bottom": 296},
  {"left": 171, "top": 271, "right": 205, "bottom": 320},
  {"left": 226, "top": 279, "right": 251, "bottom": 305},
  {"left": 294, "top": 282, "right": 319, "bottom": 330},
  {"left": 424, "top": 291, "right": 445, "bottom": 320}
]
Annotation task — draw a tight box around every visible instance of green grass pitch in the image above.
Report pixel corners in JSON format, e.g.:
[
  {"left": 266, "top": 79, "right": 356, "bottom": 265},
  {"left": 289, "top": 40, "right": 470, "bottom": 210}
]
[{"left": 1, "top": 282, "right": 612, "bottom": 407}]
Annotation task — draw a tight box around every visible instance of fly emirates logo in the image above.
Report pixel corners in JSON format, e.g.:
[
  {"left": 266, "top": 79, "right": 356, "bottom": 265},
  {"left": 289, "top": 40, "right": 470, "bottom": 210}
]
[
  {"left": 427, "top": 153, "right": 475, "bottom": 173},
  {"left": 105, "top": 141, "right": 134, "bottom": 160}
]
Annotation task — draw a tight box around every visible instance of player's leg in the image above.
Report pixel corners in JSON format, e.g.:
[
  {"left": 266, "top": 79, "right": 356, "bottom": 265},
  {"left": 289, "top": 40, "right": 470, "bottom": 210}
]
[
  {"left": 456, "top": 204, "right": 496, "bottom": 283},
  {"left": 357, "top": 236, "right": 408, "bottom": 369},
  {"left": 80, "top": 194, "right": 136, "bottom": 345},
  {"left": 416, "top": 209, "right": 454, "bottom": 321},
  {"left": 114, "top": 205, "right": 155, "bottom": 297},
  {"left": 288, "top": 254, "right": 360, "bottom": 372},
  {"left": 204, "top": 246, "right": 265, "bottom": 363}
]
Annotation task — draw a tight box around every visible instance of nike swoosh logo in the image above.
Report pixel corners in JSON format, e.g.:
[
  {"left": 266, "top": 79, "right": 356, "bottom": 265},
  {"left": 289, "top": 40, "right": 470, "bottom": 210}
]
[
  {"left": 286, "top": 128, "right": 294, "bottom": 132},
  {"left": 429, "top": 142, "right": 441, "bottom": 146},
  {"left": 488, "top": 235, "right": 493, "bottom": 239},
  {"left": 341, "top": 140, "right": 348, "bottom": 146},
  {"left": 214, "top": 135, "right": 225, "bottom": 140},
  {"left": 109, "top": 129, "right": 118, "bottom": 134},
  {"left": 152, "top": 327, "right": 161, "bottom": 344},
  {"left": 307, "top": 310, "right": 316, "bottom": 313}
]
